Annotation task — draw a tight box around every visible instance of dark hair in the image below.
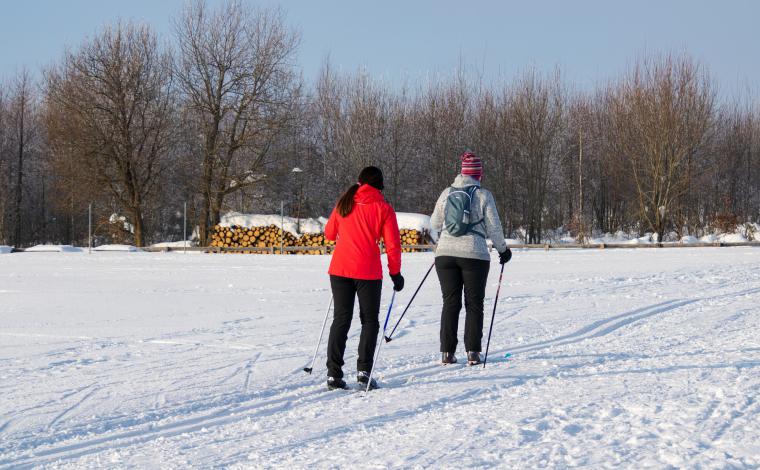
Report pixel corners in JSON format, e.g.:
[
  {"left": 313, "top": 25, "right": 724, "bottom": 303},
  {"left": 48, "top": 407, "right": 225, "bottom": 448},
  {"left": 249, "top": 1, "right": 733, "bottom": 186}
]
[{"left": 336, "top": 166, "right": 384, "bottom": 217}]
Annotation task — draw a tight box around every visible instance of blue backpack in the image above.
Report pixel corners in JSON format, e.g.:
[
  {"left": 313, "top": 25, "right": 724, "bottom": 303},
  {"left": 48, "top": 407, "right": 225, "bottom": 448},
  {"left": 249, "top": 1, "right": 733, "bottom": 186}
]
[{"left": 443, "top": 186, "right": 485, "bottom": 237}]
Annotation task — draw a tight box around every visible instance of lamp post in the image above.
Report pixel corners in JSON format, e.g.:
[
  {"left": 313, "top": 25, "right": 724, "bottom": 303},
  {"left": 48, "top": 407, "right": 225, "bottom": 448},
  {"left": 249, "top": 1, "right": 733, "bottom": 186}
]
[{"left": 292, "top": 167, "right": 303, "bottom": 234}]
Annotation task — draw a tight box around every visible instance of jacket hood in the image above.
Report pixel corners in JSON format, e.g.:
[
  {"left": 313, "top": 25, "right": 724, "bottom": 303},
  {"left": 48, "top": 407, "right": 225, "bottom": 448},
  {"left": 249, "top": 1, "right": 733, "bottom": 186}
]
[
  {"left": 354, "top": 184, "right": 386, "bottom": 204},
  {"left": 452, "top": 174, "right": 482, "bottom": 188}
]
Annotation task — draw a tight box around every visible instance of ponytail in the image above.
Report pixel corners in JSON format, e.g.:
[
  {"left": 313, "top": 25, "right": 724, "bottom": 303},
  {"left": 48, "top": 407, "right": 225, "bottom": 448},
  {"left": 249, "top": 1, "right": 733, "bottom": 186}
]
[
  {"left": 337, "top": 183, "right": 360, "bottom": 217},
  {"left": 336, "top": 166, "right": 384, "bottom": 217}
]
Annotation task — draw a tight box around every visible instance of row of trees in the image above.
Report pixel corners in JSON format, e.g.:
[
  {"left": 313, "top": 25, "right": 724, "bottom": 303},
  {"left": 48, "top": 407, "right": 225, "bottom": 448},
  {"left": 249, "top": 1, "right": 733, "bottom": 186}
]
[{"left": 1, "top": 1, "right": 758, "bottom": 247}]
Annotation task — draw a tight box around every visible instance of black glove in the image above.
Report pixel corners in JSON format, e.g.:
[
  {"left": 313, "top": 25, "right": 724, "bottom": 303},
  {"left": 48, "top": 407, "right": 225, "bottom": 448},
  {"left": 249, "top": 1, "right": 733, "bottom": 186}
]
[
  {"left": 390, "top": 273, "right": 405, "bottom": 291},
  {"left": 499, "top": 247, "right": 512, "bottom": 265}
]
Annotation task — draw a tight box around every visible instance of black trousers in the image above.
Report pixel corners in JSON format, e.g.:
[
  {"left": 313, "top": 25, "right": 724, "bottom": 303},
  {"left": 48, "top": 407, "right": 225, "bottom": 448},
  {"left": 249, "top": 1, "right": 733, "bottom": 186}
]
[
  {"left": 435, "top": 256, "right": 490, "bottom": 353},
  {"left": 326, "top": 275, "right": 382, "bottom": 379}
]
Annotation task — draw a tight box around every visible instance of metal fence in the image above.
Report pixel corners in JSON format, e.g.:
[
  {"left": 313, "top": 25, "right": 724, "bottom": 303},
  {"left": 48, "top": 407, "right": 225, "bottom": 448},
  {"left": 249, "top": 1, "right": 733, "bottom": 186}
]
[
  {"left": 10, "top": 241, "right": 760, "bottom": 253},
  {"left": 139, "top": 241, "right": 760, "bottom": 254}
]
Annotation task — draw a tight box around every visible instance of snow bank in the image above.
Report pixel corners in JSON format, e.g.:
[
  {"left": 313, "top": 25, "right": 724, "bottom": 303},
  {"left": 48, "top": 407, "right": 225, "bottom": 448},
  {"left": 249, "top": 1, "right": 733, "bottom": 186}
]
[
  {"left": 0, "top": 245, "right": 14, "bottom": 254},
  {"left": 540, "top": 224, "right": 759, "bottom": 246},
  {"left": 700, "top": 233, "right": 748, "bottom": 244},
  {"left": 395, "top": 212, "right": 431, "bottom": 232},
  {"left": 93, "top": 244, "right": 141, "bottom": 252},
  {"left": 151, "top": 240, "right": 195, "bottom": 248},
  {"left": 220, "top": 212, "right": 434, "bottom": 238},
  {"left": 718, "top": 233, "right": 748, "bottom": 243},
  {"left": 24, "top": 245, "right": 84, "bottom": 253},
  {"left": 219, "top": 212, "right": 325, "bottom": 236},
  {"left": 625, "top": 234, "right": 656, "bottom": 245}
]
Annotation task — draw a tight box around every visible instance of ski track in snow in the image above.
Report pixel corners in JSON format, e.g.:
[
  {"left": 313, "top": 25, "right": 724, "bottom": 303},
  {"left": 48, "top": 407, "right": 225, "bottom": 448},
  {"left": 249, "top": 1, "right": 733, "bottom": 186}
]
[{"left": 1, "top": 248, "right": 760, "bottom": 468}]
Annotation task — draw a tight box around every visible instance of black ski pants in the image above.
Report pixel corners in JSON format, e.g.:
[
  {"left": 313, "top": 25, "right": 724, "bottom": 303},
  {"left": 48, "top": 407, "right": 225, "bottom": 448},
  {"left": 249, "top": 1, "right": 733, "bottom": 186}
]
[
  {"left": 326, "top": 275, "right": 382, "bottom": 379},
  {"left": 435, "top": 256, "right": 490, "bottom": 353}
]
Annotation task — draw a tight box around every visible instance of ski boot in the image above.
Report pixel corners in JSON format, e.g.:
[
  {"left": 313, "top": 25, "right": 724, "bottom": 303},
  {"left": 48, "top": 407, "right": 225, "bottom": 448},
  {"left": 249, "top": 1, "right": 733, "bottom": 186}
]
[
  {"left": 357, "top": 371, "right": 379, "bottom": 390},
  {"left": 467, "top": 351, "right": 482, "bottom": 366},
  {"left": 441, "top": 352, "right": 457, "bottom": 365},
  {"left": 327, "top": 376, "right": 349, "bottom": 390}
]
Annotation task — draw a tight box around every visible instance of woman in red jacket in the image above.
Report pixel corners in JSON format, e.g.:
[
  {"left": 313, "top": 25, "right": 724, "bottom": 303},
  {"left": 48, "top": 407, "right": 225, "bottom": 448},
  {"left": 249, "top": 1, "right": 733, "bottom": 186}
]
[{"left": 324, "top": 166, "right": 404, "bottom": 390}]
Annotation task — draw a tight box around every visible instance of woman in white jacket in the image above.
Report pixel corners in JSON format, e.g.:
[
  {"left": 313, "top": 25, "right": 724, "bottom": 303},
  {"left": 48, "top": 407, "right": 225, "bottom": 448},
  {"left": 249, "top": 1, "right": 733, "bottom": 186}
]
[{"left": 430, "top": 152, "right": 512, "bottom": 365}]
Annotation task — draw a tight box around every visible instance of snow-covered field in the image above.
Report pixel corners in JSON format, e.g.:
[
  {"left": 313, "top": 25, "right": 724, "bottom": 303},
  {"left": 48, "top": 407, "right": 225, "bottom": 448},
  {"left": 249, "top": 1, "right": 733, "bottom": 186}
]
[{"left": 1, "top": 248, "right": 760, "bottom": 469}]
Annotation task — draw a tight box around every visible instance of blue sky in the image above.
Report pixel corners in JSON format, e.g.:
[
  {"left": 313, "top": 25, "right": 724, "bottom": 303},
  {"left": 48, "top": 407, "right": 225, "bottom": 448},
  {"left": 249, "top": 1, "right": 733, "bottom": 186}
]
[{"left": 1, "top": 0, "right": 758, "bottom": 94}]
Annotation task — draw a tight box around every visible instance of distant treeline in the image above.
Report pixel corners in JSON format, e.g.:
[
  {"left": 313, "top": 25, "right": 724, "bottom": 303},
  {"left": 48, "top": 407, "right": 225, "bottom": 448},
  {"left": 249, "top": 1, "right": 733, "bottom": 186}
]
[{"left": 0, "top": 1, "right": 757, "bottom": 247}]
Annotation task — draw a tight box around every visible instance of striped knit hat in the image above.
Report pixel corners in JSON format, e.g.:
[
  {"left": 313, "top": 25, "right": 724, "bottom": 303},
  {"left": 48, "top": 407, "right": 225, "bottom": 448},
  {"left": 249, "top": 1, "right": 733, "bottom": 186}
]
[{"left": 460, "top": 151, "right": 482, "bottom": 180}]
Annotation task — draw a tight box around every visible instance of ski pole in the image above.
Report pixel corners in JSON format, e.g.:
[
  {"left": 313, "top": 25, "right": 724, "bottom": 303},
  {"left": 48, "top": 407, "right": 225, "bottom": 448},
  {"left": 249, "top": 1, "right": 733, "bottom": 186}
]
[
  {"left": 303, "top": 296, "right": 333, "bottom": 374},
  {"left": 384, "top": 261, "right": 435, "bottom": 343},
  {"left": 366, "top": 290, "right": 396, "bottom": 393},
  {"left": 483, "top": 263, "right": 506, "bottom": 368}
]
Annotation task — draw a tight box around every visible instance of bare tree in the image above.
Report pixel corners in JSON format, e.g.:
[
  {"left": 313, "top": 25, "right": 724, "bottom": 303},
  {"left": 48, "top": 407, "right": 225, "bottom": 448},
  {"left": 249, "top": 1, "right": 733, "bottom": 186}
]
[
  {"left": 174, "top": 0, "right": 301, "bottom": 245},
  {"left": 45, "top": 22, "right": 174, "bottom": 246},
  {"left": 609, "top": 54, "right": 715, "bottom": 241},
  {"left": 0, "top": 71, "right": 41, "bottom": 247},
  {"left": 385, "top": 90, "right": 418, "bottom": 209},
  {"left": 0, "top": 85, "right": 7, "bottom": 243},
  {"left": 0, "top": 6, "right": 749, "bottom": 248},
  {"left": 506, "top": 69, "right": 566, "bottom": 243},
  {"left": 11, "top": 71, "right": 36, "bottom": 247}
]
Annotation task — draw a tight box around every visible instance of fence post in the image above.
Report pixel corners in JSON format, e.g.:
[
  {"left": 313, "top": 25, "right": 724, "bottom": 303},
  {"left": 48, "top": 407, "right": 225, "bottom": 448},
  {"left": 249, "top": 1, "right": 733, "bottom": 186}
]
[
  {"left": 183, "top": 201, "right": 187, "bottom": 254},
  {"left": 280, "top": 201, "right": 284, "bottom": 255},
  {"left": 88, "top": 203, "right": 92, "bottom": 254}
]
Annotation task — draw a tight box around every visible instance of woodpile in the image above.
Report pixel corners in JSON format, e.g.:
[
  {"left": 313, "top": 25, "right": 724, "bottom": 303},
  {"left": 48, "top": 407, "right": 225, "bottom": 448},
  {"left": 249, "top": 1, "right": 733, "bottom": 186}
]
[
  {"left": 209, "top": 225, "right": 335, "bottom": 254},
  {"left": 399, "top": 228, "right": 431, "bottom": 252},
  {"left": 208, "top": 224, "right": 429, "bottom": 254}
]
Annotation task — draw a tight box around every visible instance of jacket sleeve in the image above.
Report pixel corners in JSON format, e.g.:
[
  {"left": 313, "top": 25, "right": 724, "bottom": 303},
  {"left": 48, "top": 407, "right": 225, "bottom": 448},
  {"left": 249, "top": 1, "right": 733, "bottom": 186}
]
[
  {"left": 430, "top": 189, "right": 448, "bottom": 239},
  {"left": 482, "top": 190, "right": 508, "bottom": 253},
  {"left": 324, "top": 207, "right": 339, "bottom": 241},
  {"left": 382, "top": 204, "right": 402, "bottom": 276}
]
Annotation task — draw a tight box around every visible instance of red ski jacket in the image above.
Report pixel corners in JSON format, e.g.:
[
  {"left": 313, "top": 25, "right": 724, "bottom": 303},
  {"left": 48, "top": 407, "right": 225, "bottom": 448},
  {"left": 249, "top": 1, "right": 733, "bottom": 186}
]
[{"left": 325, "top": 184, "right": 402, "bottom": 280}]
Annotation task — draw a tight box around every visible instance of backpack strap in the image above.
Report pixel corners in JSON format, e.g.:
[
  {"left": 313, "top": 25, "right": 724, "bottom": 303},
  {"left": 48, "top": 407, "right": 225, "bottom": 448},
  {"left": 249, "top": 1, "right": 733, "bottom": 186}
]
[{"left": 465, "top": 186, "right": 487, "bottom": 238}]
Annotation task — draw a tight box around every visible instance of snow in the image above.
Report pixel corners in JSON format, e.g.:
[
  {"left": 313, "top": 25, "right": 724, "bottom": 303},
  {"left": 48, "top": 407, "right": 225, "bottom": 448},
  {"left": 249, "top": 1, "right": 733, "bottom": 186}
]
[
  {"left": 712, "top": 233, "right": 748, "bottom": 243},
  {"left": 395, "top": 212, "right": 431, "bottom": 232},
  {"left": 625, "top": 234, "right": 655, "bottom": 245},
  {"left": 219, "top": 212, "right": 325, "bottom": 236},
  {"left": 22, "top": 244, "right": 84, "bottom": 253},
  {"left": 150, "top": 240, "right": 195, "bottom": 249},
  {"left": 93, "top": 244, "right": 141, "bottom": 252},
  {"left": 109, "top": 213, "right": 135, "bottom": 234},
  {"left": 2, "top": 248, "right": 760, "bottom": 468},
  {"left": 219, "top": 212, "right": 433, "bottom": 239},
  {"left": 0, "top": 245, "right": 13, "bottom": 254},
  {"left": 534, "top": 227, "right": 759, "bottom": 246}
]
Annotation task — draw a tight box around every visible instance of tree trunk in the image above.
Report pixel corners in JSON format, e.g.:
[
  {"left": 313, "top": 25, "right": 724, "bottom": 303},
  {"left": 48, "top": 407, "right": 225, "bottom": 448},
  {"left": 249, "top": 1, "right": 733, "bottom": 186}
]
[
  {"left": 198, "top": 200, "right": 210, "bottom": 247},
  {"left": 13, "top": 95, "right": 25, "bottom": 247},
  {"left": 131, "top": 207, "right": 145, "bottom": 247}
]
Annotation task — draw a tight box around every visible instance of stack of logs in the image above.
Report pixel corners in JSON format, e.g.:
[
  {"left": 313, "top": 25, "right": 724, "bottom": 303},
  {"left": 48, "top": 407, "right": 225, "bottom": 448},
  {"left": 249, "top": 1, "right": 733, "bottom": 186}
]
[
  {"left": 209, "top": 224, "right": 430, "bottom": 254},
  {"left": 209, "top": 224, "right": 335, "bottom": 254},
  {"left": 400, "top": 228, "right": 429, "bottom": 252}
]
